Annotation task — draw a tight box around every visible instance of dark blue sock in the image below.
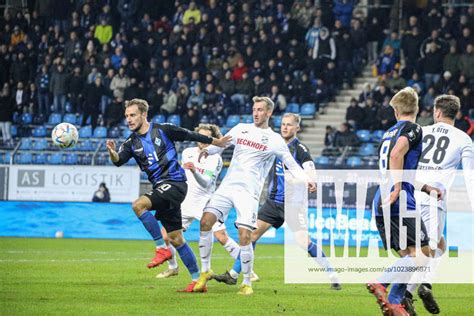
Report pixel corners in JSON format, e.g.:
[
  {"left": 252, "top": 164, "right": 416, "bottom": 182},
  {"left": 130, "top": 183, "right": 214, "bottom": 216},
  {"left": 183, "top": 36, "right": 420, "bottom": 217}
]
[
  {"left": 308, "top": 241, "right": 326, "bottom": 257},
  {"left": 388, "top": 283, "right": 407, "bottom": 304},
  {"left": 176, "top": 242, "right": 200, "bottom": 280},
  {"left": 138, "top": 211, "right": 164, "bottom": 247}
]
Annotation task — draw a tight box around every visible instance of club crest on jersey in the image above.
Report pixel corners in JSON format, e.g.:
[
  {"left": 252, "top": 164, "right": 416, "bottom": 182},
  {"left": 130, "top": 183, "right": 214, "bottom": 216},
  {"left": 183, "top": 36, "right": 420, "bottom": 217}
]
[
  {"left": 261, "top": 135, "right": 269, "bottom": 144},
  {"left": 154, "top": 137, "right": 161, "bottom": 146}
]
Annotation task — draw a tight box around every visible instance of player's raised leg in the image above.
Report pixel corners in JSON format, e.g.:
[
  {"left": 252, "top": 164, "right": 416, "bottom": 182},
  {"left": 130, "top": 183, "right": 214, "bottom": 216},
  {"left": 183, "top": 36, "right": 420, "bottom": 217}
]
[
  {"left": 131, "top": 196, "right": 172, "bottom": 268},
  {"left": 156, "top": 227, "right": 179, "bottom": 279}
]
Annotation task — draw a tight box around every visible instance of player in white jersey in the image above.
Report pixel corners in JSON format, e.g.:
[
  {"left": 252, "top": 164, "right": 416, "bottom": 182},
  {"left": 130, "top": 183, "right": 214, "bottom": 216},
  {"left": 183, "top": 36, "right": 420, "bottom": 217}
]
[
  {"left": 157, "top": 124, "right": 241, "bottom": 279},
  {"left": 193, "top": 96, "right": 316, "bottom": 295},
  {"left": 403, "top": 95, "right": 474, "bottom": 315}
]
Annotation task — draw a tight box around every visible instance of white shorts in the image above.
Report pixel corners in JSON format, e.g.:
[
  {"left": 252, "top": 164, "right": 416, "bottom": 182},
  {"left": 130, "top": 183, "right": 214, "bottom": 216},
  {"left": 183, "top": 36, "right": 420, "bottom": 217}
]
[
  {"left": 420, "top": 203, "right": 446, "bottom": 247},
  {"left": 204, "top": 188, "right": 259, "bottom": 230},
  {"left": 181, "top": 195, "right": 209, "bottom": 220},
  {"left": 181, "top": 215, "right": 227, "bottom": 232}
]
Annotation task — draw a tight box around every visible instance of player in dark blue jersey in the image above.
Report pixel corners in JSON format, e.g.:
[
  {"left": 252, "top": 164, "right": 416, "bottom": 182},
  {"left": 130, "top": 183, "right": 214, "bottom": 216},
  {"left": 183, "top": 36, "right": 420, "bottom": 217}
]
[
  {"left": 212, "top": 113, "right": 340, "bottom": 289},
  {"left": 367, "top": 88, "right": 441, "bottom": 315},
  {"left": 106, "top": 99, "right": 230, "bottom": 292}
]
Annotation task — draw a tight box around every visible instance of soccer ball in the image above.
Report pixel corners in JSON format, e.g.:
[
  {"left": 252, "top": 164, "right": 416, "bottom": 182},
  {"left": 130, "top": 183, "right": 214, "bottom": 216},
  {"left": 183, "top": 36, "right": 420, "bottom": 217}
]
[{"left": 51, "top": 123, "right": 79, "bottom": 148}]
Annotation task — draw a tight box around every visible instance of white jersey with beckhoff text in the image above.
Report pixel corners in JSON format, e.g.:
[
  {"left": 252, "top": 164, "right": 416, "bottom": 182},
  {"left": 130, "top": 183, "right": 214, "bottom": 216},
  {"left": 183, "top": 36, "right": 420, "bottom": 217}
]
[
  {"left": 416, "top": 122, "right": 473, "bottom": 209},
  {"left": 207, "top": 123, "right": 308, "bottom": 200}
]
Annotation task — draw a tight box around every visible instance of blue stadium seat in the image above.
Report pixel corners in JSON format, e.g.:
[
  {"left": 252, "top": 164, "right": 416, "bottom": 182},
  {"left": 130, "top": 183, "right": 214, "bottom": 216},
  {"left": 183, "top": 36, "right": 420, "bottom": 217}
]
[
  {"left": 226, "top": 115, "right": 240, "bottom": 128},
  {"left": 79, "top": 126, "right": 92, "bottom": 138},
  {"left": 356, "top": 130, "right": 371, "bottom": 142},
  {"left": 315, "top": 156, "right": 330, "bottom": 166},
  {"left": 151, "top": 115, "right": 166, "bottom": 124},
  {"left": 21, "top": 113, "right": 33, "bottom": 125},
  {"left": 108, "top": 127, "right": 121, "bottom": 138},
  {"left": 11, "top": 125, "right": 17, "bottom": 137},
  {"left": 4, "top": 152, "right": 11, "bottom": 164},
  {"left": 241, "top": 115, "right": 253, "bottom": 123},
  {"left": 48, "top": 113, "right": 62, "bottom": 125},
  {"left": 77, "top": 114, "right": 91, "bottom": 125},
  {"left": 48, "top": 153, "right": 63, "bottom": 164},
  {"left": 286, "top": 103, "right": 300, "bottom": 113},
  {"left": 272, "top": 115, "right": 282, "bottom": 129},
  {"left": 63, "top": 113, "right": 77, "bottom": 125},
  {"left": 300, "top": 103, "right": 317, "bottom": 117},
  {"left": 358, "top": 143, "right": 376, "bottom": 156},
  {"left": 32, "top": 126, "right": 47, "bottom": 137},
  {"left": 93, "top": 127, "right": 107, "bottom": 138},
  {"left": 65, "top": 102, "right": 73, "bottom": 113},
  {"left": 20, "top": 138, "right": 32, "bottom": 150},
  {"left": 64, "top": 153, "right": 79, "bottom": 165},
  {"left": 220, "top": 127, "right": 229, "bottom": 135},
  {"left": 16, "top": 152, "right": 33, "bottom": 164},
  {"left": 32, "top": 138, "right": 48, "bottom": 150},
  {"left": 122, "top": 129, "right": 132, "bottom": 138},
  {"left": 95, "top": 153, "right": 108, "bottom": 165},
  {"left": 365, "top": 157, "right": 378, "bottom": 167},
  {"left": 167, "top": 115, "right": 181, "bottom": 126},
  {"left": 81, "top": 154, "right": 93, "bottom": 165},
  {"left": 370, "top": 130, "right": 385, "bottom": 142},
  {"left": 33, "top": 153, "right": 47, "bottom": 164},
  {"left": 346, "top": 156, "right": 363, "bottom": 167},
  {"left": 13, "top": 112, "right": 20, "bottom": 124},
  {"left": 0, "top": 153, "right": 4, "bottom": 164}
]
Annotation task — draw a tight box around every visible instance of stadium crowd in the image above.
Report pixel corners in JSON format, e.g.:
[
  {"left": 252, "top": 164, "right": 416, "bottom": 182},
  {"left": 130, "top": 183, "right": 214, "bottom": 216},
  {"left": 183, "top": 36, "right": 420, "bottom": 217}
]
[{"left": 0, "top": 0, "right": 473, "bottom": 147}]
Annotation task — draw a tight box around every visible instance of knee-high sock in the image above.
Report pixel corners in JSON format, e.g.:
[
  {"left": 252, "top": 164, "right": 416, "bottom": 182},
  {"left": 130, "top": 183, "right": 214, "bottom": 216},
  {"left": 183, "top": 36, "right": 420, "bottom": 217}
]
[
  {"left": 240, "top": 244, "right": 254, "bottom": 286},
  {"left": 230, "top": 241, "right": 256, "bottom": 278},
  {"left": 223, "top": 237, "right": 240, "bottom": 259},
  {"left": 199, "top": 230, "right": 213, "bottom": 272},
  {"left": 138, "top": 212, "right": 165, "bottom": 247},
  {"left": 407, "top": 248, "right": 444, "bottom": 295},
  {"left": 168, "top": 244, "right": 178, "bottom": 269},
  {"left": 176, "top": 243, "right": 199, "bottom": 280},
  {"left": 308, "top": 241, "right": 338, "bottom": 282}
]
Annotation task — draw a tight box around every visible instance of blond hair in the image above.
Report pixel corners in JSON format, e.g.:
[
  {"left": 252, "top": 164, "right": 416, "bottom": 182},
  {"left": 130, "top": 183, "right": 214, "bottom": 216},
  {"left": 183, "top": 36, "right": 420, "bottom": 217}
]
[
  {"left": 390, "top": 87, "right": 419, "bottom": 116},
  {"left": 252, "top": 96, "right": 274, "bottom": 111},
  {"left": 282, "top": 113, "right": 301, "bottom": 126},
  {"left": 195, "top": 123, "right": 222, "bottom": 138},
  {"left": 434, "top": 95, "right": 460, "bottom": 120},
  {"left": 125, "top": 98, "right": 149, "bottom": 114}
]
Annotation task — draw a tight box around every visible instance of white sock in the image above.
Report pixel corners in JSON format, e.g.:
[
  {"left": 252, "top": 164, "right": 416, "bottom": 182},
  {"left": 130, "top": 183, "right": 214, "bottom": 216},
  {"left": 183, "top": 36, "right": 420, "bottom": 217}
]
[
  {"left": 229, "top": 269, "right": 239, "bottom": 279},
  {"left": 240, "top": 244, "right": 254, "bottom": 286},
  {"left": 378, "top": 255, "right": 416, "bottom": 284},
  {"left": 167, "top": 244, "right": 178, "bottom": 269},
  {"left": 223, "top": 238, "right": 240, "bottom": 259},
  {"left": 407, "top": 248, "right": 444, "bottom": 294},
  {"left": 406, "top": 283, "right": 417, "bottom": 295},
  {"left": 199, "top": 230, "right": 213, "bottom": 272}
]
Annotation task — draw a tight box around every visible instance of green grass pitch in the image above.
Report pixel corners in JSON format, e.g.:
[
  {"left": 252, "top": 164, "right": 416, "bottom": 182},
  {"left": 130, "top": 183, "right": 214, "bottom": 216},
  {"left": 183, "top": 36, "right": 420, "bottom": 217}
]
[{"left": 1, "top": 238, "right": 473, "bottom": 315}]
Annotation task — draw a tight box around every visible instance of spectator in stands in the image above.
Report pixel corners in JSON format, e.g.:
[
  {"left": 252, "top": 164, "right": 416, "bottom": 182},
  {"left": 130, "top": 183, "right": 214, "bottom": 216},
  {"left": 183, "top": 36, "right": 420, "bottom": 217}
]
[
  {"left": 377, "top": 45, "right": 397, "bottom": 76},
  {"left": 160, "top": 88, "right": 177, "bottom": 116},
  {"left": 10, "top": 52, "right": 30, "bottom": 84},
  {"left": 459, "top": 87, "right": 474, "bottom": 115},
  {"left": 373, "top": 83, "right": 391, "bottom": 106},
  {"left": 423, "top": 41, "right": 445, "bottom": 89},
  {"left": 269, "top": 85, "right": 287, "bottom": 114},
  {"left": 315, "top": 78, "right": 329, "bottom": 105},
  {"left": 106, "top": 97, "right": 124, "bottom": 128},
  {"left": 376, "top": 96, "right": 396, "bottom": 130},
  {"left": 366, "top": 15, "right": 384, "bottom": 63},
  {"left": 422, "top": 86, "right": 436, "bottom": 110},
  {"left": 334, "top": 122, "right": 359, "bottom": 148},
  {"left": 443, "top": 44, "right": 461, "bottom": 78},
  {"left": 312, "top": 27, "right": 336, "bottom": 74},
  {"left": 0, "top": 83, "right": 14, "bottom": 143},
  {"left": 66, "top": 67, "right": 84, "bottom": 113},
  {"left": 183, "top": 1, "right": 201, "bottom": 25},
  {"left": 346, "top": 97, "right": 364, "bottom": 129},
  {"left": 324, "top": 125, "right": 336, "bottom": 147},
  {"left": 386, "top": 70, "right": 407, "bottom": 93},
  {"left": 361, "top": 97, "right": 379, "bottom": 131},
  {"left": 118, "top": 0, "right": 138, "bottom": 28},
  {"left": 435, "top": 71, "right": 456, "bottom": 94},
  {"left": 333, "top": 0, "right": 354, "bottom": 29},
  {"left": 417, "top": 107, "right": 434, "bottom": 127},
  {"left": 459, "top": 44, "right": 474, "bottom": 82},
  {"left": 382, "top": 31, "right": 401, "bottom": 61},
  {"left": 336, "top": 31, "right": 354, "bottom": 88},
  {"left": 181, "top": 108, "right": 199, "bottom": 131},
  {"left": 49, "top": 63, "right": 68, "bottom": 115},
  {"left": 92, "top": 183, "right": 111, "bottom": 203},
  {"left": 176, "top": 84, "right": 189, "bottom": 113},
  {"left": 82, "top": 76, "right": 107, "bottom": 129},
  {"left": 36, "top": 65, "right": 50, "bottom": 116},
  {"left": 14, "top": 81, "right": 27, "bottom": 114},
  {"left": 305, "top": 17, "right": 322, "bottom": 49},
  {"left": 187, "top": 84, "right": 204, "bottom": 109},
  {"left": 454, "top": 110, "right": 471, "bottom": 134},
  {"left": 94, "top": 18, "right": 113, "bottom": 45},
  {"left": 358, "top": 83, "right": 373, "bottom": 105},
  {"left": 401, "top": 26, "right": 422, "bottom": 71},
  {"left": 27, "top": 83, "right": 38, "bottom": 116},
  {"left": 110, "top": 67, "right": 130, "bottom": 100}
]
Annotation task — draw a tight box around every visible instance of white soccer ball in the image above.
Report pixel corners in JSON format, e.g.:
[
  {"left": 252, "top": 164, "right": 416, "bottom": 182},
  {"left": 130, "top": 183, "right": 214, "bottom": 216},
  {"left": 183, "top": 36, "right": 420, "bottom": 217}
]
[{"left": 51, "top": 123, "right": 79, "bottom": 148}]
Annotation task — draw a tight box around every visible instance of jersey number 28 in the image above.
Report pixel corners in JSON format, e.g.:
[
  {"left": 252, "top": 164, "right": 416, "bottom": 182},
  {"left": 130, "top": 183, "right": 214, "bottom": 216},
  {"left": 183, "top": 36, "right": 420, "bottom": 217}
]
[{"left": 419, "top": 135, "right": 450, "bottom": 164}]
